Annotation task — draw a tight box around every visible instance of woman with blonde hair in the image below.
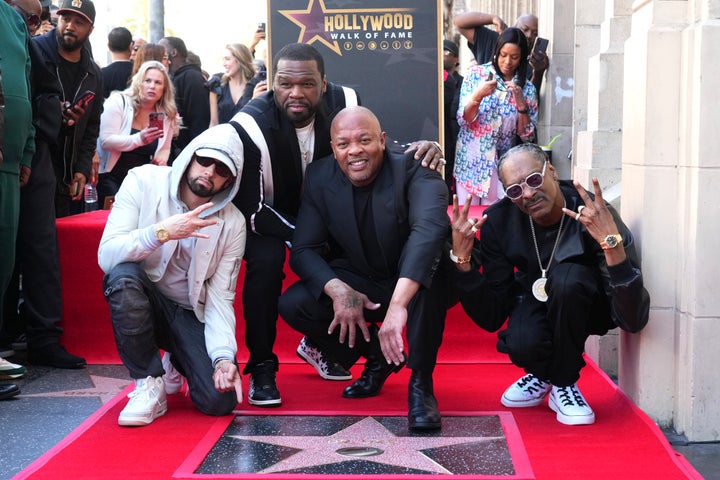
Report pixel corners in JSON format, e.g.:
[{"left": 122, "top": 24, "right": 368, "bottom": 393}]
[
  {"left": 207, "top": 43, "right": 259, "bottom": 126},
  {"left": 97, "top": 60, "right": 178, "bottom": 204}
]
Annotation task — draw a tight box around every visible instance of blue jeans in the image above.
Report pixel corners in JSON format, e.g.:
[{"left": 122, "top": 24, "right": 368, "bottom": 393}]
[{"left": 103, "top": 262, "right": 237, "bottom": 415}]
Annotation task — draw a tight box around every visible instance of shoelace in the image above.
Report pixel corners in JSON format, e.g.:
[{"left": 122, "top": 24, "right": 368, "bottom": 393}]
[
  {"left": 556, "top": 385, "right": 587, "bottom": 407},
  {"left": 518, "top": 374, "right": 548, "bottom": 394}
]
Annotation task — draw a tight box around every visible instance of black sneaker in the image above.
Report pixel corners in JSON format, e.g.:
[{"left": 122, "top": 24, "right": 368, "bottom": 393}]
[
  {"left": 248, "top": 360, "right": 281, "bottom": 407},
  {"left": 296, "top": 336, "right": 352, "bottom": 381}
]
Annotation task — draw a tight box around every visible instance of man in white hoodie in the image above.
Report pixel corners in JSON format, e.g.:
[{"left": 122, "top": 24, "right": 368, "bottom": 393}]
[{"left": 98, "top": 124, "right": 245, "bottom": 426}]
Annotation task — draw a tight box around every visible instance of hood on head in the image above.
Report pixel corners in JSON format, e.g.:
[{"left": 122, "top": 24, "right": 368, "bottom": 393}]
[{"left": 170, "top": 124, "right": 244, "bottom": 218}]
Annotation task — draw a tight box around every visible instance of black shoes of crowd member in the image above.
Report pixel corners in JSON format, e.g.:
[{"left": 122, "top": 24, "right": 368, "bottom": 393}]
[
  {"left": 248, "top": 359, "right": 282, "bottom": 407},
  {"left": 342, "top": 328, "right": 406, "bottom": 399},
  {"left": 0, "top": 383, "right": 20, "bottom": 400},
  {"left": 28, "top": 343, "right": 87, "bottom": 369},
  {"left": 407, "top": 370, "right": 441, "bottom": 430}
]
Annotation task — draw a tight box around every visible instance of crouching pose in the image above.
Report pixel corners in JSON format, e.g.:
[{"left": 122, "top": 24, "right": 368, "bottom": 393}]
[
  {"left": 98, "top": 124, "right": 245, "bottom": 426},
  {"left": 279, "top": 106, "right": 449, "bottom": 430},
  {"left": 449, "top": 143, "right": 649, "bottom": 425}
]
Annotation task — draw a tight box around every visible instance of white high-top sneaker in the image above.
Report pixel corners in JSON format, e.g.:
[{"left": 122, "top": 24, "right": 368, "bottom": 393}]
[
  {"left": 548, "top": 383, "right": 596, "bottom": 425},
  {"left": 161, "top": 352, "right": 185, "bottom": 395},
  {"left": 118, "top": 376, "right": 168, "bottom": 427},
  {"left": 501, "top": 373, "right": 552, "bottom": 407}
]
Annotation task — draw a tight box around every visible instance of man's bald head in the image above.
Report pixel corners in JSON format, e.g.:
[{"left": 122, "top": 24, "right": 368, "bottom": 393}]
[
  {"left": 14, "top": 0, "right": 41, "bottom": 16},
  {"left": 515, "top": 14, "right": 539, "bottom": 49}
]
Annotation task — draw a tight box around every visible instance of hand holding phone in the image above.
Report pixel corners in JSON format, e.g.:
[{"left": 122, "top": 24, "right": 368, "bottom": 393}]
[{"left": 532, "top": 37, "right": 549, "bottom": 55}]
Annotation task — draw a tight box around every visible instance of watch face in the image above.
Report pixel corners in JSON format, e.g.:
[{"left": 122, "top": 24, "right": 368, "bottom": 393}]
[{"left": 605, "top": 235, "right": 618, "bottom": 248}]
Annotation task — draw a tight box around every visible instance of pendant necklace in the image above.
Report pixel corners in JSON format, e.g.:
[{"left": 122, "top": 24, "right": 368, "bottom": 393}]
[
  {"left": 529, "top": 199, "right": 566, "bottom": 302},
  {"left": 296, "top": 123, "right": 315, "bottom": 165}
]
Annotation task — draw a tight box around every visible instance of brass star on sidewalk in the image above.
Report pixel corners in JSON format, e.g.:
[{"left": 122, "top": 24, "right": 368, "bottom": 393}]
[
  {"left": 230, "top": 416, "right": 502, "bottom": 474},
  {"left": 19, "top": 375, "right": 131, "bottom": 404}
]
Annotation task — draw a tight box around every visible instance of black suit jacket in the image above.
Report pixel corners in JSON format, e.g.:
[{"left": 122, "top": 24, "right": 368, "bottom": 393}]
[{"left": 290, "top": 148, "right": 449, "bottom": 299}]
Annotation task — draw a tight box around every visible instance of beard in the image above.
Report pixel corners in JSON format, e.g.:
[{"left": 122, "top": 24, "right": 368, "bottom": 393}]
[
  {"left": 185, "top": 176, "right": 216, "bottom": 198},
  {"left": 57, "top": 31, "right": 85, "bottom": 52}
]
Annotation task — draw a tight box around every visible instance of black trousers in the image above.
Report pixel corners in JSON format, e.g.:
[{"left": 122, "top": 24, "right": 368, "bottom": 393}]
[
  {"left": 103, "top": 262, "right": 237, "bottom": 415},
  {"left": 497, "top": 262, "right": 615, "bottom": 386},
  {"left": 240, "top": 232, "right": 286, "bottom": 373},
  {"left": 2, "top": 142, "right": 64, "bottom": 349},
  {"left": 278, "top": 265, "right": 447, "bottom": 372}
]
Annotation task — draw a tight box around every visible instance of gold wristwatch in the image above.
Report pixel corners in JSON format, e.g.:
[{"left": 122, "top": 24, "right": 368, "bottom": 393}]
[
  {"left": 154, "top": 223, "right": 170, "bottom": 243},
  {"left": 600, "top": 234, "right": 622, "bottom": 250}
]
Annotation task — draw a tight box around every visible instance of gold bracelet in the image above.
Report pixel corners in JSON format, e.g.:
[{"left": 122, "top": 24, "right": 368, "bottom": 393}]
[{"left": 449, "top": 249, "right": 471, "bottom": 264}]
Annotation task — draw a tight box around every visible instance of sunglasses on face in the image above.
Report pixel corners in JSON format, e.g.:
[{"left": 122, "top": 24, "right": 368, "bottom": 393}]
[
  {"left": 13, "top": 3, "right": 41, "bottom": 30},
  {"left": 504, "top": 161, "right": 547, "bottom": 200},
  {"left": 195, "top": 156, "right": 233, "bottom": 178}
]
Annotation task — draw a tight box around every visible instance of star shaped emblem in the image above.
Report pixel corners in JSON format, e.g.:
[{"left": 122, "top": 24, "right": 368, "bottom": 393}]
[{"left": 230, "top": 416, "right": 501, "bottom": 474}]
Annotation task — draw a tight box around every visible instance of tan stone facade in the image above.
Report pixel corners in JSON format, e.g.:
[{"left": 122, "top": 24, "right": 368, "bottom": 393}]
[{"left": 453, "top": 0, "right": 720, "bottom": 441}]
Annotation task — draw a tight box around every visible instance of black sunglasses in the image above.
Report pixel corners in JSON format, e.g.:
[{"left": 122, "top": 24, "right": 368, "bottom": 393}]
[
  {"left": 13, "top": 3, "right": 41, "bottom": 30},
  {"left": 195, "top": 156, "right": 233, "bottom": 178},
  {"left": 504, "top": 161, "right": 547, "bottom": 200}
]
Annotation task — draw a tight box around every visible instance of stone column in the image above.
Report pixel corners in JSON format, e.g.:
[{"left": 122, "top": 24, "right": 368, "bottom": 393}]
[
  {"left": 575, "top": 0, "right": 633, "bottom": 377},
  {"left": 620, "top": 0, "right": 720, "bottom": 441}
]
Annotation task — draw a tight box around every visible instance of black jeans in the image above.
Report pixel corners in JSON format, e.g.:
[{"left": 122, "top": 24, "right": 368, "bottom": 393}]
[
  {"left": 103, "top": 262, "right": 237, "bottom": 415},
  {"left": 278, "top": 265, "right": 447, "bottom": 373},
  {"left": 240, "top": 232, "right": 286, "bottom": 373},
  {"left": 497, "top": 262, "right": 615, "bottom": 386}
]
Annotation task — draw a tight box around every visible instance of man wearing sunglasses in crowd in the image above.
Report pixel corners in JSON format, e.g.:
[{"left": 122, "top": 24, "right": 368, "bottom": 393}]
[
  {"left": 98, "top": 124, "right": 246, "bottom": 426},
  {"left": 6, "top": 0, "right": 42, "bottom": 36},
  {"left": 448, "top": 143, "right": 650, "bottom": 426}
]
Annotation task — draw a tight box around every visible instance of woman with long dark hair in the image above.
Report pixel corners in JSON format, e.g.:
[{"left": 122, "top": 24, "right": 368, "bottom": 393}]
[{"left": 455, "top": 27, "right": 538, "bottom": 205}]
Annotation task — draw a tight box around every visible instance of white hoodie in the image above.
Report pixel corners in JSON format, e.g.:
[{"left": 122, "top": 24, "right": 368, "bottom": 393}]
[{"left": 98, "top": 123, "right": 246, "bottom": 363}]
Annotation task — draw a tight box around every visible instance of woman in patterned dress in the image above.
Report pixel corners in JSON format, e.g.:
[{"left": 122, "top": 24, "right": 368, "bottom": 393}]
[{"left": 455, "top": 27, "right": 538, "bottom": 205}]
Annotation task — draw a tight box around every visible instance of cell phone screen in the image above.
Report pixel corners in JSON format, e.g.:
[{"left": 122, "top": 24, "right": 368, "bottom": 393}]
[{"left": 149, "top": 112, "right": 164, "bottom": 131}]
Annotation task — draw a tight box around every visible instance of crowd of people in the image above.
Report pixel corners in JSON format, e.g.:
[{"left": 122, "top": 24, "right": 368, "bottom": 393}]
[{"left": 1, "top": 0, "right": 650, "bottom": 436}]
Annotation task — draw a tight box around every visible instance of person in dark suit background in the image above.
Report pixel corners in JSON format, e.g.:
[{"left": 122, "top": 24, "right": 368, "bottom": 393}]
[
  {"left": 442, "top": 39, "right": 462, "bottom": 201},
  {"left": 278, "top": 106, "right": 449, "bottom": 430}
]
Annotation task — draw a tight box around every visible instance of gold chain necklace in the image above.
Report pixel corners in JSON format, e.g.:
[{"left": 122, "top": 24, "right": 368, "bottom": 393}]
[{"left": 528, "top": 199, "right": 566, "bottom": 302}]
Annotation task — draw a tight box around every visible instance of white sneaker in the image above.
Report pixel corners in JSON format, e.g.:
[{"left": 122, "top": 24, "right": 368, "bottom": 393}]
[
  {"left": 501, "top": 373, "right": 552, "bottom": 407},
  {"left": 118, "top": 376, "right": 167, "bottom": 427},
  {"left": 161, "top": 352, "right": 185, "bottom": 395},
  {"left": 296, "top": 336, "right": 352, "bottom": 381},
  {"left": 0, "top": 358, "right": 26, "bottom": 379},
  {"left": 549, "top": 384, "right": 596, "bottom": 425}
]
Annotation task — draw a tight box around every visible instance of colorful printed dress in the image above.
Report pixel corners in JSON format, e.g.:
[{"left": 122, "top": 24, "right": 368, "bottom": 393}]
[{"left": 454, "top": 62, "right": 538, "bottom": 200}]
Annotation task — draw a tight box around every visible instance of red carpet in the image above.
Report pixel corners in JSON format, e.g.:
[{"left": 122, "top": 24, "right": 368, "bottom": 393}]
[
  {"left": 15, "top": 360, "right": 699, "bottom": 479},
  {"left": 37, "top": 210, "right": 700, "bottom": 479}
]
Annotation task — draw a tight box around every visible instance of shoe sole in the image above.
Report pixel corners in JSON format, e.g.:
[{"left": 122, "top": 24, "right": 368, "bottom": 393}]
[
  {"left": 548, "top": 395, "right": 596, "bottom": 425},
  {"left": 248, "top": 396, "right": 282, "bottom": 407},
  {"left": 0, "top": 372, "right": 25, "bottom": 380},
  {"left": 118, "top": 402, "right": 168, "bottom": 427},
  {"left": 296, "top": 350, "right": 352, "bottom": 381},
  {"left": 501, "top": 392, "right": 549, "bottom": 408}
]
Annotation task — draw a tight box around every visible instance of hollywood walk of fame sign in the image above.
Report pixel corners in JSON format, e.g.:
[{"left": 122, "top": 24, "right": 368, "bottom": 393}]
[{"left": 267, "top": 0, "right": 443, "bottom": 145}]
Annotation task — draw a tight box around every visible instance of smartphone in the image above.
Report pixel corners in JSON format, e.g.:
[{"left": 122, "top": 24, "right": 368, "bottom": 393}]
[
  {"left": 149, "top": 112, "right": 164, "bottom": 131},
  {"left": 257, "top": 70, "right": 267, "bottom": 81},
  {"left": 532, "top": 37, "right": 549, "bottom": 56},
  {"left": 258, "top": 22, "right": 266, "bottom": 32},
  {"left": 487, "top": 71, "right": 494, "bottom": 81},
  {"left": 75, "top": 90, "right": 95, "bottom": 108}
]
